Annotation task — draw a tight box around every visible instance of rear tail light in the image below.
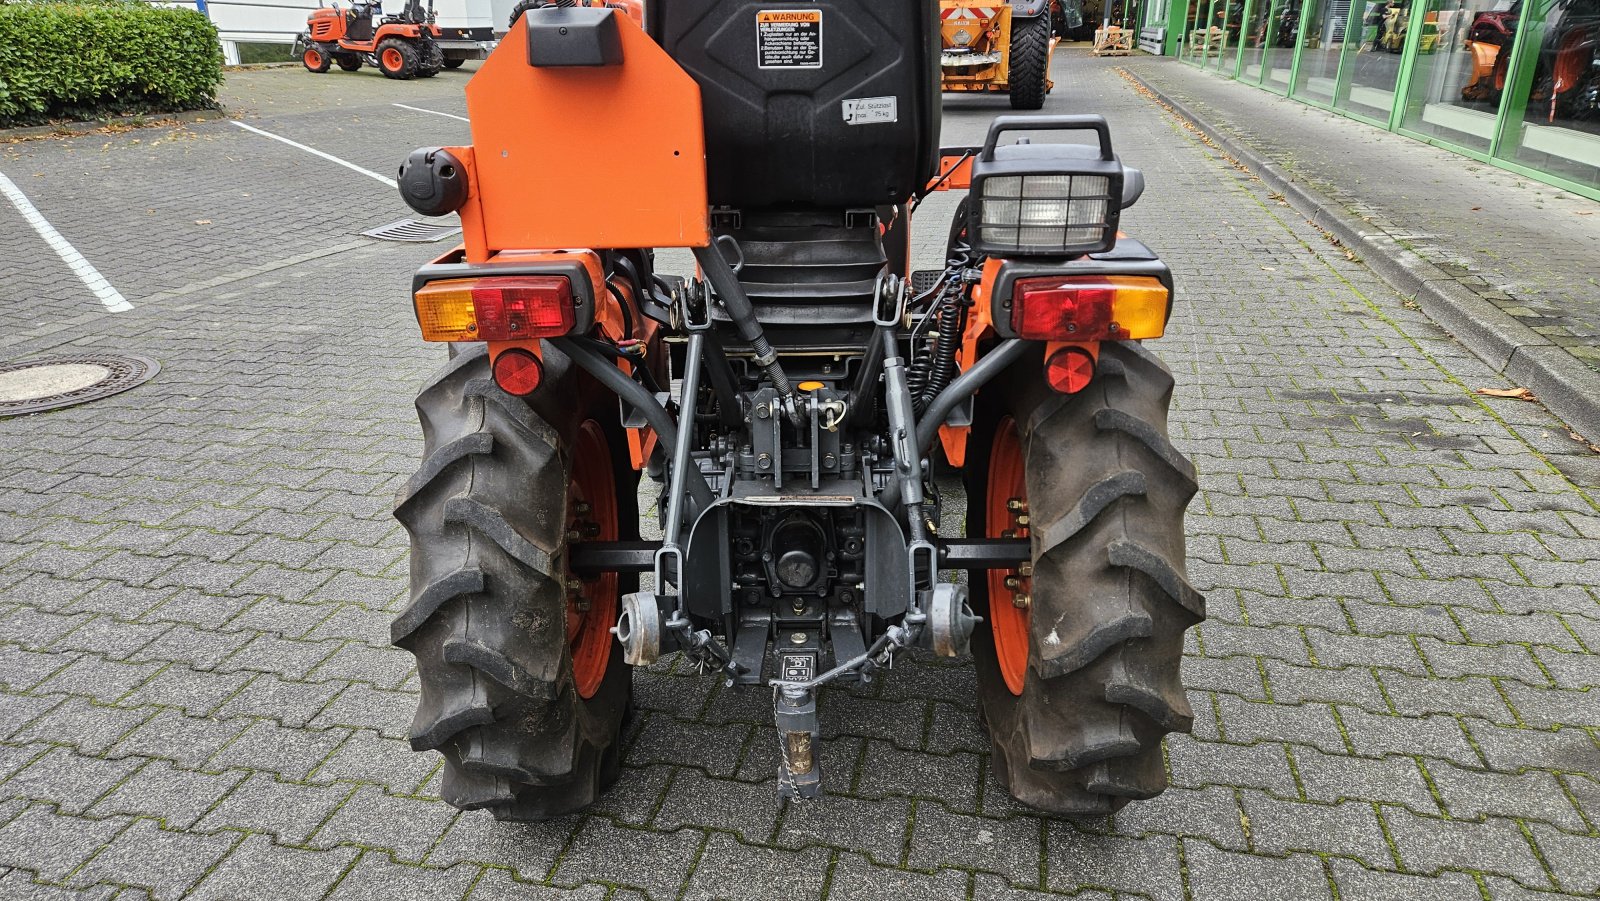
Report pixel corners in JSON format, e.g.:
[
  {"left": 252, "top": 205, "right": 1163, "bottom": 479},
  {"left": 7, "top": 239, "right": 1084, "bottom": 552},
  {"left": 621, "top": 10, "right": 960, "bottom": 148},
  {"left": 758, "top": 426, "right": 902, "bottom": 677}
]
[
  {"left": 1011, "top": 275, "right": 1168, "bottom": 341},
  {"left": 492, "top": 348, "right": 545, "bottom": 396},
  {"left": 414, "top": 275, "right": 576, "bottom": 342},
  {"left": 1045, "top": 346, "right": 1095, "bottom": 394}
]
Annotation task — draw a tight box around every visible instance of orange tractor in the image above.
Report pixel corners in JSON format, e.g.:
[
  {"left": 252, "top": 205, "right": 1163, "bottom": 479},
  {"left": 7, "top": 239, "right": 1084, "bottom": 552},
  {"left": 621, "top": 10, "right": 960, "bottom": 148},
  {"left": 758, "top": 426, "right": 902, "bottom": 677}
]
[
  {"left": 297, "top": 0, "right": 445, "bottom": 79},
  {"left": 940, "top": 0, "right": 1060, "bottom": 109},
  {"left": 391, "top": 0, "right": 1201, "bottom": 820}
]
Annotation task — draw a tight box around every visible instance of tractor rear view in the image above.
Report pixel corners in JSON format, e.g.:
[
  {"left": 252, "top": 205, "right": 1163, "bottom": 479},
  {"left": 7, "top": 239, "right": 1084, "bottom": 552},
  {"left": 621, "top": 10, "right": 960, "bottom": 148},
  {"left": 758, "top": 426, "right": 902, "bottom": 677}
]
[
  {"left": 940, "top": 0, "right": 1059, "bottom": 109},
  {"left": 391, "top": 0, "right": 1203, "bottom": 819}
]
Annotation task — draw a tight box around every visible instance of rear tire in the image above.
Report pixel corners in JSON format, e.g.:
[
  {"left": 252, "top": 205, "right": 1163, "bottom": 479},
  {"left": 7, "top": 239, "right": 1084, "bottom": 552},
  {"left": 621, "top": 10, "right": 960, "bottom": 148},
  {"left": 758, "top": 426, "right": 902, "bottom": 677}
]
[
  {"left": 393, "top": 345, "right": 636, "bottom": 821},
  {"left": 377, "top": 38, "right": 420, "bottom": 79},
  {"left": 1008, "top": 14, "right": 1051, "bottom": 110},
  {"left": 967, "top": 342, "right": 1203, "bottom": 815},
  {"left": 443, "top": 57, "right": 466, "bottom": 69},
  {"left": 302, "top": 45, "right": 332, "bottom": 73},
  {"left": 418, "top": 40, "right": 444, "bottom": 77},
  {"left": 336, "top": 54, "right": 362, "bottom": 72}
]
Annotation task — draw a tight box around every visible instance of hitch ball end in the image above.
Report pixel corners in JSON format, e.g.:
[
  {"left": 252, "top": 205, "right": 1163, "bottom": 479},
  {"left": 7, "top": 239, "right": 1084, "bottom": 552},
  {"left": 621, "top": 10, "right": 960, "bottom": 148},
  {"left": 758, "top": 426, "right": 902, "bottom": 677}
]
[
  {"left": 614, "top": 591, "right": 663, "bottom": 666},
  {"left": 928, "top": 583, "right": 980, "bottom": 658}
]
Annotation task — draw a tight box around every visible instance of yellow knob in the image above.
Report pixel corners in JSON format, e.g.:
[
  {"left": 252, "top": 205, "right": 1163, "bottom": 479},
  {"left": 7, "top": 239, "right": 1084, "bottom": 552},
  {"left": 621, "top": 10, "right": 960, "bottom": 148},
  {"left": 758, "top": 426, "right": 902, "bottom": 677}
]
[{"left": 798, "top": 380, "right": 824, "bottom": 392}]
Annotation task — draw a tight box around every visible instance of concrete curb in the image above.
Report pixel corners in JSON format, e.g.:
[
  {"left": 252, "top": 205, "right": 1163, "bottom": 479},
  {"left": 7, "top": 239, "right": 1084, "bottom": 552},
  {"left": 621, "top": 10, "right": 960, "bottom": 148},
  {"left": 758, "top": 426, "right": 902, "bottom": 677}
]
[{"left": 1123, "top": 67, "right": 1600, "bottom": 440}]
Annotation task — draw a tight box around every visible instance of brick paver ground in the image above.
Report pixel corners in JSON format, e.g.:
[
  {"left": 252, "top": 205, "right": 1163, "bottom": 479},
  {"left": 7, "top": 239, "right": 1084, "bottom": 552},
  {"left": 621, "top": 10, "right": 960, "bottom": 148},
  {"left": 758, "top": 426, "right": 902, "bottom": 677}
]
[
  {"left": 1120, "top": 58, "right": 1600, "bottom": 374},
  {"left": 0, "top": 49, "right": 1596, "bottom": 900}
]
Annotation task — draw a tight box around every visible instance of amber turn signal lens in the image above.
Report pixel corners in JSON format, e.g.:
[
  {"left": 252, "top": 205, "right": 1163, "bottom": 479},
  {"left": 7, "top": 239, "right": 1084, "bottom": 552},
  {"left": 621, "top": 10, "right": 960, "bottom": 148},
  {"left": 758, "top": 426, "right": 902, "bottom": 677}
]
[{"left": 1011, "top": 275, "right": 1168, "bottom": 342}]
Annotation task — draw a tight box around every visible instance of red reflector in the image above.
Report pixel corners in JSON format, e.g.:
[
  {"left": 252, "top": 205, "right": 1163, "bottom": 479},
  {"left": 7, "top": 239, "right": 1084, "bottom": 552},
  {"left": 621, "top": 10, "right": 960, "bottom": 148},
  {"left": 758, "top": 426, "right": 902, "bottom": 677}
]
[
  {"left": 492, "top": 348, "right": 544, "bottom": 396},
  {"left": 473, "top": 276, "right": 575, "bottom": 341},
  {"left": 1013, "top": 278, "right": 1114, "bottom": 341},
  {"left": 1045, "top": 347, "right": 1096, "bottom": 394}
]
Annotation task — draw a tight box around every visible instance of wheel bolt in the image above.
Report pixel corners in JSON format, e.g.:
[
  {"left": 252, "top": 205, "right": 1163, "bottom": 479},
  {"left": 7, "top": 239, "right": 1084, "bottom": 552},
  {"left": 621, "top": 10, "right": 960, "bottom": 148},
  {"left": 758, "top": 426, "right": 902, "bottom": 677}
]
[
  {"left": 1012, "top": 593, "right": 1031, "bottom": 610},
  {"left": 574, "top": 501, "right": 591, "bottom": 515},
  {"left": 1014, "top": 514, "right": 1030, "bottom": 526},
  {"left": 1007, "top": 498, "right": 1028, "bottom": 511},
  {"left": 1004, "top": 575, "right": 1020, "bottom": 589},
  {"left": 1018, "top": 562, "right": 1034, "bottom": 577}
]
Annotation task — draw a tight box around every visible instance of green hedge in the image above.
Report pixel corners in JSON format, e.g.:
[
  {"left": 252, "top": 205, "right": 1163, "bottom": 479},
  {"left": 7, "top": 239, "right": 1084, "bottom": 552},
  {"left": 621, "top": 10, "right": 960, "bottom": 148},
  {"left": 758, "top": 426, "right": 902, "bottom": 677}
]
[{"left": 0, "top": 0, "right": 224, "bottom": 127}]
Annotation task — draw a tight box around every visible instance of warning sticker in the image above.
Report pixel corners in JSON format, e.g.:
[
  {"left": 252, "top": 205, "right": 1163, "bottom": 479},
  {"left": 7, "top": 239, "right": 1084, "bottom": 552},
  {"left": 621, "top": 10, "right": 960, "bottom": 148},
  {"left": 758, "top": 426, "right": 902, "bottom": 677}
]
[
  {"left": 757, "top": 9, "right": 822, "bottom": 69},
  {"left": 842, "top": 96, "right": 898, "bottom": 125}
]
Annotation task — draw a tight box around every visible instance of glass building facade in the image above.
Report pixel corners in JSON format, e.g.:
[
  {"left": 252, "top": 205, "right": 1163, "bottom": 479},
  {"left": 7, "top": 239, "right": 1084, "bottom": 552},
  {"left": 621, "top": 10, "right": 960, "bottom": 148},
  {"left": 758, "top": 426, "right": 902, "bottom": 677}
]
[{"left": 1153, "top": 0, "right": 1600, "bottom": 199}]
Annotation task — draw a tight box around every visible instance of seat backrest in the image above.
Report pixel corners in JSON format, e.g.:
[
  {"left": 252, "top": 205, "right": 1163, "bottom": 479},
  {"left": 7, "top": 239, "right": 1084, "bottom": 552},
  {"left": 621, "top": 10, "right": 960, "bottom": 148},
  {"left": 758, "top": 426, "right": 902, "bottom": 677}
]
[{"left": 651, "top": 0, "right": 941, "bottom": 211}]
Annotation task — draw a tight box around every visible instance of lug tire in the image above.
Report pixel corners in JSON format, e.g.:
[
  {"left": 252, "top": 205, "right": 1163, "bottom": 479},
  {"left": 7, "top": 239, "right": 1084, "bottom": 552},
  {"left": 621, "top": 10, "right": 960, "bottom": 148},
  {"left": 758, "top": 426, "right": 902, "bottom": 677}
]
[
  {"left": 336, "top": 54, "right": 362, "bottom": 72},
  {"left": 966, "top": 342, "right": 1204, "bottom": 816},
  {"left": 443, "top": 57, "right": 466, "bottom": 69},
  {"left": 303, "top": 45, "right": 332, "bottom": 73},
  {"left": 509, "top": 0, "right": 540, "bottom": 29},
  {"left": 1008, "top": 14, "right": 1051, "bottom": 110},
  {"left": 393, "top": 344, "right": 636, "bottom": 821},
  {"left": 377, "top": 37, "right": 421, "bottom": 79},
  {"left": 418, "top": 41, "right": 444, "bottom": 77}
]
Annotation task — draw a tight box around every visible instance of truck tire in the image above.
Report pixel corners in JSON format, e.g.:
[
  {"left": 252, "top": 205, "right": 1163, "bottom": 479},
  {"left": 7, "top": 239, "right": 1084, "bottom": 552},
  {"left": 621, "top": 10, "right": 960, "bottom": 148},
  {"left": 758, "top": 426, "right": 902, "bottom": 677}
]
[
  {"left": 966, "top": 341, "right": 1203, "bottom": 816},
  {"left": 1008, "top": 14, "right": 1051, "bottom": 110},
  {"left": 393, "top": 344, "right": 636, "bottom": 820},
  {"left": 377, "top": 37, "right": 421, "bottom": 79}
]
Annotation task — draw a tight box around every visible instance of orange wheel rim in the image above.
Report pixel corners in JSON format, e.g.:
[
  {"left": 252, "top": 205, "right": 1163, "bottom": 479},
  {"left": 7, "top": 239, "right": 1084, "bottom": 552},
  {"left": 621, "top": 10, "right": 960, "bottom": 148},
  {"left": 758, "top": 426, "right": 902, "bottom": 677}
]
[
  {"left": 382, "top": 47, "right": 404, "bottom": 69},
  {"left": 566, "top": 420, "right": 618, "bottom": 699},
  {"left": 304, "top": 50, "right": 320, "bottom": 67},
  {"left": 986, "top": 416, "right": 1031, "bottom": 696}
]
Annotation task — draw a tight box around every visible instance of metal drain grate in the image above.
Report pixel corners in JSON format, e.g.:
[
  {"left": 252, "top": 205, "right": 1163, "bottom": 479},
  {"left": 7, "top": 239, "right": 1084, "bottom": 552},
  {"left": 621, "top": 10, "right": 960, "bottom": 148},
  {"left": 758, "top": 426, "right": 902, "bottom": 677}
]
[
  {"left": 0, "top": 353, "right": 160, "bottom": 417},
  {"left": 362, "top": 218, "right": 462, "bottom": 243}
]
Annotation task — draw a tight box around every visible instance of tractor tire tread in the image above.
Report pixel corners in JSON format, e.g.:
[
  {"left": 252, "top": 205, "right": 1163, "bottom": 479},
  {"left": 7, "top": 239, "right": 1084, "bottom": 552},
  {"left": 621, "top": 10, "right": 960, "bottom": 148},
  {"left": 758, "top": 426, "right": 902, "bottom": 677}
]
[
  {"left": 377, "top": 37, "right": 421, "bottom": 79},
  {"left": 1008, "top": 14, "right": 1051, "bottom": 110},
  {"left": 970, "top": 340, "right": 1203, "bottom": 816},
  {"left": 393, "top": 344, "right": 629, "bottom": 821}
]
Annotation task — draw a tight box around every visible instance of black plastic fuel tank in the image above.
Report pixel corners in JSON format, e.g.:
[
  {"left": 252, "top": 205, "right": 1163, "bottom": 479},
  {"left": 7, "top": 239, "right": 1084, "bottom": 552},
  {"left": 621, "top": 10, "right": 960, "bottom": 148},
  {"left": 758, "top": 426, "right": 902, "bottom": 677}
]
[{"left": 650, "top": 0, "right": 941, "bottom": 210}]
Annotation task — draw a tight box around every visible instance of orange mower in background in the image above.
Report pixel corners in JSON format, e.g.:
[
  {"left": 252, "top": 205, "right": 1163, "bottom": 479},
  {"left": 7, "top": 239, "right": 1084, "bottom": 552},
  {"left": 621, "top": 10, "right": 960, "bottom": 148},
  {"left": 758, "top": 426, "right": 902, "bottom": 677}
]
[
  {"left": 389, "top": 0, "right": 1202, "bottom": 822},
  {"left": 940, "top": 0, "right": 1067, "bottom": 109},
  {"left": 297, "top": 0, "right": 445, "bottom": 79}
]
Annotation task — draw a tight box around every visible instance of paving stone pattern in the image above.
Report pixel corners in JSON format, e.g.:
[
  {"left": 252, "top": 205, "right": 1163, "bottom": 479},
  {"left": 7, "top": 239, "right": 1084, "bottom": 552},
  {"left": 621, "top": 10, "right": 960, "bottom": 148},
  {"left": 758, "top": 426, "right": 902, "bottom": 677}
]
[
  {"left": 1120, "top": 58, "right": 1600, "bottom": 374},
  {"left": 0, "top": 50, "right": 1597, "bottom": 900}
]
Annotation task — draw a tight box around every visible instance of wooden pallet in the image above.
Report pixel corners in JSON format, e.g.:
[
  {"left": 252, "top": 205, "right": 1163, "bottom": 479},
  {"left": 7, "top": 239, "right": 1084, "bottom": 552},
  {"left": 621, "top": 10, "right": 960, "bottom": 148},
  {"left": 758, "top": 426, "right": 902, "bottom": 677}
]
[{"left": 1092, "top": 27, "right": 1135, "bottom": 56}]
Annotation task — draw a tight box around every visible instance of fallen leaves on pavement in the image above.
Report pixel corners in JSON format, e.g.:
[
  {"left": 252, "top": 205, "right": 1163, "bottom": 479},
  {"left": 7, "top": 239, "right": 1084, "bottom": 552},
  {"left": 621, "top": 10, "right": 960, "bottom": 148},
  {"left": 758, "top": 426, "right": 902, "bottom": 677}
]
[{"left": 1475, "top": 387, "right": 1537, "bottom": 401}]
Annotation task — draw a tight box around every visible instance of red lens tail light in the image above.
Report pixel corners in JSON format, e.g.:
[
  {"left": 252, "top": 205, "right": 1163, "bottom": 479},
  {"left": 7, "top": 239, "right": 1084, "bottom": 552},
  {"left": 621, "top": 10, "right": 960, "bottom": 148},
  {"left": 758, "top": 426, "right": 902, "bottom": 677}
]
[
  {"left": 472, "top": 276, "right": 575, "bottom": 341},
  {"left": 1010, "top": 276, "right": 1170, "bottom": 342},
  {"left": 1014, "top": 280, "right": 1114, "bottom": 340}
]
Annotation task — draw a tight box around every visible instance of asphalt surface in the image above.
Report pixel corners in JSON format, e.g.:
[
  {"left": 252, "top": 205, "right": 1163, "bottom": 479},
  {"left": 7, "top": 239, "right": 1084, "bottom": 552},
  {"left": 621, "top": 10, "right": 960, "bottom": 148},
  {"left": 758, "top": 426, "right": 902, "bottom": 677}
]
[{"left": 0, "top": 46, "right": 1597, "bottom": 901}]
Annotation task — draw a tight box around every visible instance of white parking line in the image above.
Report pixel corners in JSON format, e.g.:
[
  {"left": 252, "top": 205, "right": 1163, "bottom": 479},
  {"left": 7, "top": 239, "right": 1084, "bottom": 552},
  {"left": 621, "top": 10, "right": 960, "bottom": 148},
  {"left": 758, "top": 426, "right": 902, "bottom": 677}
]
[
  {"left": 392, "top": 102, "right": 470, "bottom": 123},
  {"left": 231, "top": 121, "right": 397, "bottom": 188},
  {"left": 0, "top": 171, "right": 133, "bottom": 313}
]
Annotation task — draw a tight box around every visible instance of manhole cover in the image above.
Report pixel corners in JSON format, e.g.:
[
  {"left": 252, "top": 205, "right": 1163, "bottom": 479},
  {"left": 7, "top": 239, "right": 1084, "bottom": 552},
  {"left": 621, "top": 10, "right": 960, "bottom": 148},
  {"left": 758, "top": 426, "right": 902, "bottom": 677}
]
[
  {"left": 362, "top": 218, "right": 463, "bottom": 243},
  {"left": 0, "top": 354, "right": 160, "bottom": 417}
]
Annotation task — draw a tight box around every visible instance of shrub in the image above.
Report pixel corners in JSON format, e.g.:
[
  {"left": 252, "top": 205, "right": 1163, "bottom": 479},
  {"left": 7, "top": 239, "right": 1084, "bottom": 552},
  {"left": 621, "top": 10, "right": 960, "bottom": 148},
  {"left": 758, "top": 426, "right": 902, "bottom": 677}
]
[{"left": 0, "top": 0, "right": 224, "bottom": 126}]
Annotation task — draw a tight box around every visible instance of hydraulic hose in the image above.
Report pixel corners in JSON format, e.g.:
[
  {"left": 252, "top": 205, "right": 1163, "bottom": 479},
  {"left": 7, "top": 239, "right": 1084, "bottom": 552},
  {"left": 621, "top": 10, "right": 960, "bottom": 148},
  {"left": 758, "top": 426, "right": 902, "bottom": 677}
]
[{"left": 691, "top": 243, "right": 795, "bottom": 400}]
